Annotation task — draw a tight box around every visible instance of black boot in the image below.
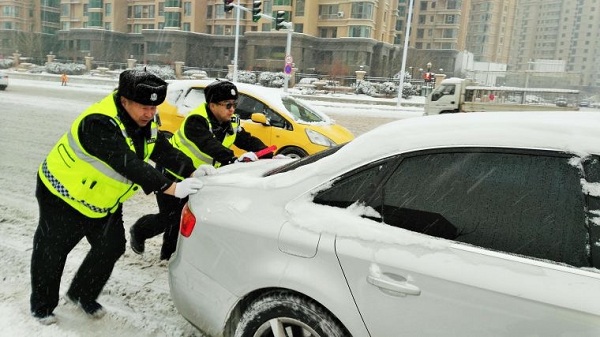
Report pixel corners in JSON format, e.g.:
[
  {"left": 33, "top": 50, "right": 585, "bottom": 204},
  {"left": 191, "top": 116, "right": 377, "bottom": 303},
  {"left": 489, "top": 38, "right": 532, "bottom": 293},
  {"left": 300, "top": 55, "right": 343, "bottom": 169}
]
[{"left": 129, "top": 225, "right": 145, "bottom": 255}]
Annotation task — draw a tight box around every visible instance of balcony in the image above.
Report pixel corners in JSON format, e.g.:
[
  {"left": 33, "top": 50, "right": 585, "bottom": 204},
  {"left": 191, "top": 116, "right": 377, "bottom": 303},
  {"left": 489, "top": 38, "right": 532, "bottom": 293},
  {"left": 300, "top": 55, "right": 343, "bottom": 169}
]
[
  {"left": 164, "top": 0, "right": 181, "bottom": 8},
  {"left": 88, "top": 0, "right": 103, "bottom": 9}
]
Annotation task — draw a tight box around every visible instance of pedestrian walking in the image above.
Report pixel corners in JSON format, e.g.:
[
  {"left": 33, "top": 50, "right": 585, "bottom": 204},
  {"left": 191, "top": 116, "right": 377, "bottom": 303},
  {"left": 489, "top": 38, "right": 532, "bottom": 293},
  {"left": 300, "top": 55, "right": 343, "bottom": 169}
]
[
  {"left": 61, "top": 73, "right": 68, "bottom": 86},
  {"left": 130, "top": 80, "right": 283, "bottom": 260},
  {"left": 30, "top": 69, "right": 205, "bottom": 325}
]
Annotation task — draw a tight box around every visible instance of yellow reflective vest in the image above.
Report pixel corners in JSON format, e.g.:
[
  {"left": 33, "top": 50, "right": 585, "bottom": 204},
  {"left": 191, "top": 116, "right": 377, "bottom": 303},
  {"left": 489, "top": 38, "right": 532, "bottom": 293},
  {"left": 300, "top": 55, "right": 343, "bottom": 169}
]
[
  {"left": 169, "top": 103, "right": 239, "bottom": 179},
  {"left": 38, "top": 94, "right": 158, "bottom": 218}
]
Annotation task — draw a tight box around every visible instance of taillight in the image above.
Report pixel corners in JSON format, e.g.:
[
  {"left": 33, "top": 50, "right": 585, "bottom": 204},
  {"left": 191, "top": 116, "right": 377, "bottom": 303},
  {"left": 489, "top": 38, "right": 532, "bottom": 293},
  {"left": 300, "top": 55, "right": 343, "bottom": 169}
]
[{"left": 180, "top": 203, "right": 196, "bottom": 237}]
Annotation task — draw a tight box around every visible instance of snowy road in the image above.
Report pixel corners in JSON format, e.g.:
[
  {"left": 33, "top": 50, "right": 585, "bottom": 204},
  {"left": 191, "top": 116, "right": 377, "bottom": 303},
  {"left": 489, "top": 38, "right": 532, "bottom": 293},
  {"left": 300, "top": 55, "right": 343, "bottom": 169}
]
[{"left": 0, "top": 78, "right": 419, "bottom": 336}]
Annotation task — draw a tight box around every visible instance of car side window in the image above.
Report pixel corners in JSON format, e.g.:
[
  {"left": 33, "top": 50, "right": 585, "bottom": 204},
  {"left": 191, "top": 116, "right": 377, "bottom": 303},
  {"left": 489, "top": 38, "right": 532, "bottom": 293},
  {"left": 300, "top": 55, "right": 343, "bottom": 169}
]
[
  {"left": 182, "top": 88, "right": 206, "bottom": 109},
  {"left": 367, "top": 150, "right": 589, "bottom": 268},
  {"left": 313, "top": 157, "right": 396, "bottom": 209},
  {"left": 235, "top": 94, "right": 265, "bottom": 120},
  {"left": 263, "top": 108, "right": 289, "bottom": 130}
]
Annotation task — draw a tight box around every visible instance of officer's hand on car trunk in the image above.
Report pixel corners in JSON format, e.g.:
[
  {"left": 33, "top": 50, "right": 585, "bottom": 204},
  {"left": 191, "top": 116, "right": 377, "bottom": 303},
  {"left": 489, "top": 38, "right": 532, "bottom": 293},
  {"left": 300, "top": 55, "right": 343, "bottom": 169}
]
[
  {"left": 193, "top": 164, "right": 217, "bottom": 178},
  {"left": 174, "top": 177, "right": 204, "bottom": 198},
  {"left": 237, "top": 152, "right": 259, "bottom": 162}
]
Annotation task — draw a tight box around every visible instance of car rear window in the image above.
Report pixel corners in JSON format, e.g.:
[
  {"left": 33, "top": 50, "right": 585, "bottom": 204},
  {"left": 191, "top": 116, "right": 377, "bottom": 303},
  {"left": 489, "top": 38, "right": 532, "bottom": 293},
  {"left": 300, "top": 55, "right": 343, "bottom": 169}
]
[
  {"left": 182, "top": 88, "right": 206, "bottom": 109},
  {"left": 264, "top": 144, "right": 345, "bottom": 176}
]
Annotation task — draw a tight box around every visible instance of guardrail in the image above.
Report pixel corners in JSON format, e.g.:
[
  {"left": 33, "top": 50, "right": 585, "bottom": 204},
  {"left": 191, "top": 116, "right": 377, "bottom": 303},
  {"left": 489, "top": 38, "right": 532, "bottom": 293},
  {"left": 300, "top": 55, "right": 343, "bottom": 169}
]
[{"left": 6, "top": 71, "right": 118, "bottom": 87}]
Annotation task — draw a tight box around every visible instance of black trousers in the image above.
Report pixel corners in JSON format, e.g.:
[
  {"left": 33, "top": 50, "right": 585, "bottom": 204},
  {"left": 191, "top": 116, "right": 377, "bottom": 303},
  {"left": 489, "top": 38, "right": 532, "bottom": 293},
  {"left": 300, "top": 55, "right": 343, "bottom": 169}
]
[
  {"left": 131, "top": 191, "right": 187, "bottom": 260},
  {"left": 30, "top": 175, "right": 126, "bottom": 316}
]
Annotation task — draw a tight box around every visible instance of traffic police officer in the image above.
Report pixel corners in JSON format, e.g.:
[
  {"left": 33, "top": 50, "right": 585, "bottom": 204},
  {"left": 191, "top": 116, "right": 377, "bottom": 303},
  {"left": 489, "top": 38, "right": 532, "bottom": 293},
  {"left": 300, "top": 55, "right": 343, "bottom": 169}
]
[{"left": 31, "top": 69, "right": 203, "bottom": 325}]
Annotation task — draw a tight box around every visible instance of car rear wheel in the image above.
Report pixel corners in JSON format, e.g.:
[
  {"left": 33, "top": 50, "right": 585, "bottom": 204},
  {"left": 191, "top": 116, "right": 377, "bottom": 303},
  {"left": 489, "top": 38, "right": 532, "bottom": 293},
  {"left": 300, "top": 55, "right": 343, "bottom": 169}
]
[
  {"left": 279, "top": 147, "right": 308, "bottom": 159},
  {"left": 234, "top": 291, "right": 346, "bottom": 337}
]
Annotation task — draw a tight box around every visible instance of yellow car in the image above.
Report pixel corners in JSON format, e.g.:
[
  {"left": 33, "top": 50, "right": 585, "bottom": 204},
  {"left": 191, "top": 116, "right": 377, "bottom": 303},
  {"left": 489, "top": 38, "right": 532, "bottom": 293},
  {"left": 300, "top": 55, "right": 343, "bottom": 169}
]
[{"left": 158, "top": 79, "right": 354, "bottom": 158}]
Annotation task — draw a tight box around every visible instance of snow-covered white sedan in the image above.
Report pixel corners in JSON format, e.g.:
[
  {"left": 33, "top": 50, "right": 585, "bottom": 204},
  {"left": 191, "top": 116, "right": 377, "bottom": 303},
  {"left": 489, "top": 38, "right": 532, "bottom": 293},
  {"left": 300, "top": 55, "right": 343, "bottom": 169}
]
[{"left": 169, "top": 111, "right": 600, "bottom": 337}]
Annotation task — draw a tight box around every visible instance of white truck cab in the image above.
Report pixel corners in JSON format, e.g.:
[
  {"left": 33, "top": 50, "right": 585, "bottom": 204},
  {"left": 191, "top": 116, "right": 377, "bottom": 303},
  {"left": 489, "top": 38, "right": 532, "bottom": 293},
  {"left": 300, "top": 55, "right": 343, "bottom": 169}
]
[
  {"left": 424, "top": 77, "right": 579, "bottom": 115},
  {"left": 424, "top": 78, "right": 473, "bottom": 115}
]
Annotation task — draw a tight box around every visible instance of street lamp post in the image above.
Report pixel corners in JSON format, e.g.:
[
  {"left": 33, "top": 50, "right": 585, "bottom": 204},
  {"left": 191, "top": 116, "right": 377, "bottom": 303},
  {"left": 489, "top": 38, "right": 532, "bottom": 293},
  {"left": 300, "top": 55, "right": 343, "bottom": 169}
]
[{"left": 396, "top": 0, "right": 415, "bottom": 106}]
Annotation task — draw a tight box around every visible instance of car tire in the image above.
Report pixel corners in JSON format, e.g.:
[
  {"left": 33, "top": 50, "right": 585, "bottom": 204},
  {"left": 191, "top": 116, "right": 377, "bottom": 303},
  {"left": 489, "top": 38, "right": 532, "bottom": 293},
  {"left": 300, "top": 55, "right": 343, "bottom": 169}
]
[
  {"left": 234, "top": 291, "right": 347, "bottom": 337},
  {"left": 279, "top": 147, "right": 308, "bottom": 159}
]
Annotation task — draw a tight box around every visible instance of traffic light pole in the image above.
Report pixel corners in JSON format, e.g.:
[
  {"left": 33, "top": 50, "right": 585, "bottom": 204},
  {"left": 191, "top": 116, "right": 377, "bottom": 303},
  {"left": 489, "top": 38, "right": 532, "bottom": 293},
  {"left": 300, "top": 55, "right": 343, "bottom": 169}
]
[
  {"left": 256, "top": 11, "right": 293, "bottom": 91},
  {"left": 232, "top": 0, "right": 241, "bottom": 82},
  {"left": 284, "top": 26, "right": 292, "bottom": 92},
  {"left": 227, "top": 4, "right": 292, "bottom": 89}
]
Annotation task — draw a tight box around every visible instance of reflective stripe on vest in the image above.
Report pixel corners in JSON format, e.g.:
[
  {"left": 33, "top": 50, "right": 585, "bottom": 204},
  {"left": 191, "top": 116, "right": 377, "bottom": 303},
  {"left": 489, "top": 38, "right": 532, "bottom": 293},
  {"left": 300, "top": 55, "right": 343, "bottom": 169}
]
[
  {"left": 169, "top": 103, "right": 237, "bottom": 179},
  {"left": 38, "top": 93, "right": 157, "bottom": 218}
]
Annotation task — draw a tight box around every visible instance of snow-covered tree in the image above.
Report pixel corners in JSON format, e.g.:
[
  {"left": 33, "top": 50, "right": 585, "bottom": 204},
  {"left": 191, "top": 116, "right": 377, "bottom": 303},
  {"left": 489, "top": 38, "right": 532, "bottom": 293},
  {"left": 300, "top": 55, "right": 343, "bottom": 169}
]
[
  {"left": 234, "top": 71, "right": 257, "bottom": 84},
  {"left": 0, "top": 59, "right": 13, "bottom": 69},
  {"left": 45, "top": 62, "right": 87, "bottom": 75},
  {"left": 134, "top": 65, "right": 176, "bottom": 80},
  {"left": 258, "top": 72, "right": 285, "bottom": 88},
  {"left": 355, "top": 80, "right": 378, "bottom": 96}
]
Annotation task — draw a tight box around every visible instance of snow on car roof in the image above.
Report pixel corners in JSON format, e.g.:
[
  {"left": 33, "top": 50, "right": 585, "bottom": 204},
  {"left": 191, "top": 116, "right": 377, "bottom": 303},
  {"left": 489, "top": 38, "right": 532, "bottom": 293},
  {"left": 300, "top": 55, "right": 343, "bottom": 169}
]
[
  {"left": 339, "top": 111, "right": 600, "bottom": 163},
  {"left": 165, "top": 79, "right": 329, "bottom": 122},
  {"left": 220, "top": 111, "right": 600, "bottom": 186}
]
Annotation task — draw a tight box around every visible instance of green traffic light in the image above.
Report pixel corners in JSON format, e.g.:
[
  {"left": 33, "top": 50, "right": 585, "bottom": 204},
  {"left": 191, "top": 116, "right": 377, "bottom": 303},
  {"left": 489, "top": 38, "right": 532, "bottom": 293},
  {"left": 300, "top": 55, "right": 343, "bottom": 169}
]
[
  {"left": 275, "top": 10, "right": 285, "bottom": 30},
  {"left": 252, "top": 1, "right": 262, "bottom": 22}
]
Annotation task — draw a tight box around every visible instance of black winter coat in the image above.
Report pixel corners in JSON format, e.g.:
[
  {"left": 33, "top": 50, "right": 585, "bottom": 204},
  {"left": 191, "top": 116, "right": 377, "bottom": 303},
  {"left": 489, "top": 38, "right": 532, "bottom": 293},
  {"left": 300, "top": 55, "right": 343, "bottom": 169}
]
[{"left": 78, "top": 93, "right": 196, "bottom": 194}]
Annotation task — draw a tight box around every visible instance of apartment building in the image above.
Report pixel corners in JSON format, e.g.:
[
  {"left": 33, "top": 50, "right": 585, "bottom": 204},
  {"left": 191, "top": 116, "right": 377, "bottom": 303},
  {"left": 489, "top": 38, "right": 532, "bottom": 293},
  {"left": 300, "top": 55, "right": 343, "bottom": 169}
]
[
  {"left": 0, "top": 0, "right": 60, "bottom": 58},
  {"left": 1, "top": 0, "right": 597, "bottom": 88},
  {"left": 0, "top": 0, "right": 475, "bottom": 78},
  {"left": 50, "top": 0, "right": 406, "bottom": 77},
  {"left": 393, "top": 0, "right": 471, "bottom": 78},
  {"left": 508, "top": 0, "right": 600, "bottom": 88},
  {"left": 465, "top": 0, "right": 516, "bottom": 63}
]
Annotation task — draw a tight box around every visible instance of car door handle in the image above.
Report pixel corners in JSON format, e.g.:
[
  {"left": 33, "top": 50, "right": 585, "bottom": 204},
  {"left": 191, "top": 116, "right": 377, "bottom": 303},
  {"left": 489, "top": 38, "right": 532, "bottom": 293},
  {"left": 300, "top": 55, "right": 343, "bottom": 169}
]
[{"left": 367, "top": 274, "right": 421, "bottom": 296}]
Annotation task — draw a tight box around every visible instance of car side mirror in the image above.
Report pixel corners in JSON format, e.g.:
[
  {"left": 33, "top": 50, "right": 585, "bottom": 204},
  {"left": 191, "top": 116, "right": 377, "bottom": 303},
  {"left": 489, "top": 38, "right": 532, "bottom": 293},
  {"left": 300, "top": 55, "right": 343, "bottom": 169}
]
[{"left": 251, "top": 113, "right": 269, "bottom": 126}]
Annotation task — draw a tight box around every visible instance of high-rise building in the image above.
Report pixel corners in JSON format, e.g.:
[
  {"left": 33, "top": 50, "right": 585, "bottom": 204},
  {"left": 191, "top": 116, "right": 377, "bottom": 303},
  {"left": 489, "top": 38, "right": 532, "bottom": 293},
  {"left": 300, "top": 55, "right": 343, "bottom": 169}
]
[
  {"left": 54, "top": 0, "right": 406, "bottom": 77},
  {"left": 0, "top": 0, "right": 61, "bottom": 60},
  {"left": 1, "top": 0, "right": 597, "bottom": 88},
  {"left": 508, "top": 0, "right": 599, "bottom": 88},
  {"left": 465, "top": 0, "right": 516, "bottom": 63}
]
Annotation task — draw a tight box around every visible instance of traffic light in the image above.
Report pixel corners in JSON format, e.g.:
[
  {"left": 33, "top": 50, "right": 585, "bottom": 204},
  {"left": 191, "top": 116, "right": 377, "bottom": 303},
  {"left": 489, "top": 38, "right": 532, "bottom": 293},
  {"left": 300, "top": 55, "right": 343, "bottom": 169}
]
[
  {"left": 224, "top": 0, "right": 234, "bottom": 13},
  {"left": 252, "top": 1, "right": 262, "bottom": 22},
  {"left": 275, "top": 10, "right": 286, "bottom": 30}
]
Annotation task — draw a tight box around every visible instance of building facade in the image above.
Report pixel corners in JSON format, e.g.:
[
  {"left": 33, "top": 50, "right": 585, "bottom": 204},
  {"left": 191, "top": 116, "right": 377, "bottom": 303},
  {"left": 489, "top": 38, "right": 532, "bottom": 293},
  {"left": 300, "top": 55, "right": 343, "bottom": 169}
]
[
  {"left": 51, "top": 0, "right": 412, "bottom": 77},
  {"left": 0, "top": 0, "right": 61, "bottom": 59},
  {"left": 508, "top": 0, "right": 600, "bottom": 88},
  {"left": 0, "top": 0, "right": 597, "bottom": 89},
  {"left": 465, "top": 0, "right": 516, "bottom": 64}
]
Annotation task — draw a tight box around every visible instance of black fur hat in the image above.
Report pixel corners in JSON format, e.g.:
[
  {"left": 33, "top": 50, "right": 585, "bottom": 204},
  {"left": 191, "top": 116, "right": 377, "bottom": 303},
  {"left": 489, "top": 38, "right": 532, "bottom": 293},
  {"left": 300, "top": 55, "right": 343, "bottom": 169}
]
[
  {"left": 118, "top": 69, "right": 167, "bottom": 106},
  {"left": 204, "top": 80, "right": 238, "bottom": 104}
]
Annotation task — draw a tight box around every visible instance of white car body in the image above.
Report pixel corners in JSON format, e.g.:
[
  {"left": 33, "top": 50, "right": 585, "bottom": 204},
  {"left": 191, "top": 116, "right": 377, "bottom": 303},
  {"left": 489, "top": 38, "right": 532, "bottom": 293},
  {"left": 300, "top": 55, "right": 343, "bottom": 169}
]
[{"left": 169, "top": 111, "right": 600, "bottom": 337}]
